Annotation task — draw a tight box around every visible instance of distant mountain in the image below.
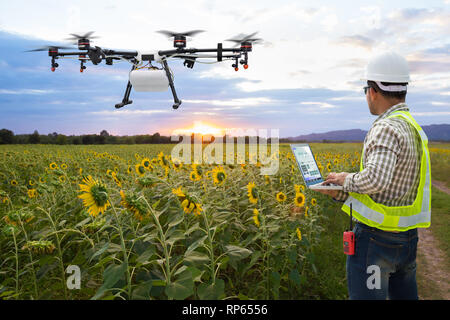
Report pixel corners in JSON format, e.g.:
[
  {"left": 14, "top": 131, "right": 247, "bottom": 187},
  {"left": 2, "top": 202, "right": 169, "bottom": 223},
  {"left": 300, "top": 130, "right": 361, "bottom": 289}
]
[{"left": 287, "top": 124, "right": 450, "bottom": 142}]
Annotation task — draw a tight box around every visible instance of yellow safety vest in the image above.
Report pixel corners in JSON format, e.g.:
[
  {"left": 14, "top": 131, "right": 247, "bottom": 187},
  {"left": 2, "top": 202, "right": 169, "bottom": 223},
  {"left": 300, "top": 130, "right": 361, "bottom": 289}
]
[{"left": 341, "top": 110, "right": 431, "bottom": 232}]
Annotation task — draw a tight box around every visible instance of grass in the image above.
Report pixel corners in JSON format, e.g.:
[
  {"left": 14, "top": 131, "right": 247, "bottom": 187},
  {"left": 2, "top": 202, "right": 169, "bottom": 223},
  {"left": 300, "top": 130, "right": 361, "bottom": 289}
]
[
  {"left": 430, "top": 143, "right": 450, "bottom": 188},
  {"left": 416, "top": 186, "right": 450, "bottom": 300},
  {"left": 428, "top": 186, "right": 450, "bottom": 261}
]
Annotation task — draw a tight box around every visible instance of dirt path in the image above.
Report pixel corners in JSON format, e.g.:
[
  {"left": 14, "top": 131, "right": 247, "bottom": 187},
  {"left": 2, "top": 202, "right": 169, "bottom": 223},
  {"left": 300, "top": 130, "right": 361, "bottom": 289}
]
[
  {"left": 432, "top": 180, "right": 450, "bottom": 195},
  {"left": 416, "top": 181, "right": 450, "bottom": 300}
]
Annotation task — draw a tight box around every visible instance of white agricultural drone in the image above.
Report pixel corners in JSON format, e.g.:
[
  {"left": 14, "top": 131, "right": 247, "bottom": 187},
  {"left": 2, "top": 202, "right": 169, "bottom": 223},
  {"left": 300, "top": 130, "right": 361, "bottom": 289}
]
[{"left": 26, "top": 30, "right": 262, "bottom": 109}]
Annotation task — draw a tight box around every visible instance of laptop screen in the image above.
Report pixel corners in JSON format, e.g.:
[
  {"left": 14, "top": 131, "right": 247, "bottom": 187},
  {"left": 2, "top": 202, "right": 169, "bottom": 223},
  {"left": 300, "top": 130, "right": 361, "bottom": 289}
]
[{"left": 290, "top": 144, "right": 323, "bottom": 186}]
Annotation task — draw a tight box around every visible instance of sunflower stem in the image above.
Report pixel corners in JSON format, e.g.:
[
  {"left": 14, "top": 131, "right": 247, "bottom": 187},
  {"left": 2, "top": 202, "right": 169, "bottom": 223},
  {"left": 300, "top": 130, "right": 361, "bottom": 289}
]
[
  {"left": 109, "top": 201, "right": 132, "bottom": 300},
  {"left": 142, "top": 197, "right": 172, "bottom": 297},
  {"left": 12, "top": 228, "right": 19, "bottom": 299},
  {"left": 17, "top": 216, "right": 38, "bottom": 299},
  {"left": 37, "top": 207, "right": 68, "bottom": 299}
]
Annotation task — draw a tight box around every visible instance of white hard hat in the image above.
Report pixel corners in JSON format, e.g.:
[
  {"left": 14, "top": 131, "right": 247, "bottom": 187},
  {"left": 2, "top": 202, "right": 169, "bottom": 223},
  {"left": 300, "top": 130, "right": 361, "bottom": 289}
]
[{"left": 362, "top": 51, "right": 410, "bottom": 83}]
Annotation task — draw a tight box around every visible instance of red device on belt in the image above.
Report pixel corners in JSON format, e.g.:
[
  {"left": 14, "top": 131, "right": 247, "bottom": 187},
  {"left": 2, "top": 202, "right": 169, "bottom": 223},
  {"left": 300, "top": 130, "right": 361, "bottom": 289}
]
[{"left": 343, "top": 203, "right": 355, "bottom": 255}]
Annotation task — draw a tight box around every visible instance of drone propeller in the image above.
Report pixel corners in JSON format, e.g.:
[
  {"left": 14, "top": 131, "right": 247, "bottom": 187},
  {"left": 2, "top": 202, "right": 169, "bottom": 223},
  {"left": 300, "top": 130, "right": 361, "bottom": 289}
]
[
  {"left": 65, "top": 31, "right": 99, "bottom": 50},
  {"left": 24, "top": 45, "right": 74, "bottom": 52},
  {"left": 65, "top": 31, "right": 99, "bottom": 41},
  {"left": 226, "top": 32, "right": 263, "bottom": 49},
  {"left": 156, "top": 30, "right": 205, "bottom": 48},
  {"left": 156, "top": 30, "right": 205, "bottom": 38}
]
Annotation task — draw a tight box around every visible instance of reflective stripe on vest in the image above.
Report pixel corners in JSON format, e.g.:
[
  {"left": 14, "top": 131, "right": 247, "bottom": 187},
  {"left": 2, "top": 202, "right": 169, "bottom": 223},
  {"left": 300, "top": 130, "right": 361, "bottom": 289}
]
[{"left": 341, "top": 110, "right": 431, "bottom": 232}]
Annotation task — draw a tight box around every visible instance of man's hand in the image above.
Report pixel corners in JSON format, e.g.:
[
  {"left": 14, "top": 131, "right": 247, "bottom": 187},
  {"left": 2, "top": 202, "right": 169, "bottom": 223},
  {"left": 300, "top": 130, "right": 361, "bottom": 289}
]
[
  {"left": 325, "top": 172, "right": 349, "bottom": 186},
  {"left": 314, "top": 172, "right": 350, "bottom": 199}
]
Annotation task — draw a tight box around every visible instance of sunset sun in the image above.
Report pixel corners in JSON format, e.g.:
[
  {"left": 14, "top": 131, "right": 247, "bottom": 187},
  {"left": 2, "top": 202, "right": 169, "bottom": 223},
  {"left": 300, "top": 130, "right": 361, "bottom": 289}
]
[{"left": 173, "top": 121, "right": 225, "bottom": 137}]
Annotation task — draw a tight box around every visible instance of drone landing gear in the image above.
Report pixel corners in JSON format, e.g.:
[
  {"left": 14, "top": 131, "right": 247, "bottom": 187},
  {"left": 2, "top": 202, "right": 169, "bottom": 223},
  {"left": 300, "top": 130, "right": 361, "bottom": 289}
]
[
  {"left": 161, "top": 59, "right": 182, "bottom": 110},
  {"left": 115, "top": 80, "right": 133, "bottom": 109}
]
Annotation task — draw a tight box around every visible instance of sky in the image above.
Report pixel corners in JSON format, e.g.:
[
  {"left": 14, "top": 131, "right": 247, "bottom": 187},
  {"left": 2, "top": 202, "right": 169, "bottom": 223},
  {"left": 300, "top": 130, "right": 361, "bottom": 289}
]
[{"left": 0, "top": 0, "right": 449, "bottom": 138}]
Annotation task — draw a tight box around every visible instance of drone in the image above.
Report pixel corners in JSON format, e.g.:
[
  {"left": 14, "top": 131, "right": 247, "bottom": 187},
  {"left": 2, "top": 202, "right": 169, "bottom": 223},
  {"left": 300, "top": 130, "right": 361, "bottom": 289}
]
[{"left": 26, "top": 30, "right": 262, "bottom": 109}]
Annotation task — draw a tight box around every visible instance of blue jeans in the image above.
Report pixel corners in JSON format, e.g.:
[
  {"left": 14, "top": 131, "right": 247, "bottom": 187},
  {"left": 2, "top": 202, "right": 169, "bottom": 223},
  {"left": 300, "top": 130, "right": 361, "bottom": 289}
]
[{"left": 346, "top": 222, "right": 419, "bottom": 300}]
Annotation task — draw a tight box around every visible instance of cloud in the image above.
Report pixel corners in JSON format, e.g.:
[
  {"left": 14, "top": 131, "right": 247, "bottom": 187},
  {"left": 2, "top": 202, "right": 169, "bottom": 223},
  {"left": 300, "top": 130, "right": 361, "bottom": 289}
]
[
  {"left": 299, "top": 101, "right": 338, "bottom": 109},
  {"left": 431, "top": 101, "right": 450, "bottom": 106},
  {"left": 337, "top": 35, "right": 375, "bottom": 50},
  {"left": 89, "top": 109, "right": 171, "bottom": 116},
  {"left": 184, "top": 97, "right": 277, "bottom": 107},
  {"left": 0, "top": 88, "right": 57, "bottom": 95},
  {"left": 412, "top": 111, "right": 450, "bottom": 116}
]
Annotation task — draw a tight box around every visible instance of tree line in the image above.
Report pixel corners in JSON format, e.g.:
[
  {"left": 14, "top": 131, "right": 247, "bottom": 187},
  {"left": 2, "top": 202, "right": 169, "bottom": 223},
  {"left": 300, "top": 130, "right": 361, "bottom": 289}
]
[
  {"left": 0, "top": 129, "right": 174, "bottom": 145},
  {"left": 0, "top": 129, "right": 287, "bottom": 145}
]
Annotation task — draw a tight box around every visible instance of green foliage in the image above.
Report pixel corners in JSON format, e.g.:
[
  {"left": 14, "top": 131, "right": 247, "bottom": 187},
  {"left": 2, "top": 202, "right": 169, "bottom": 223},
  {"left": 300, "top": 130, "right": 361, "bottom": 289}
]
[{"left": 0, "top": 143, "right": 390, "bottom": 300}]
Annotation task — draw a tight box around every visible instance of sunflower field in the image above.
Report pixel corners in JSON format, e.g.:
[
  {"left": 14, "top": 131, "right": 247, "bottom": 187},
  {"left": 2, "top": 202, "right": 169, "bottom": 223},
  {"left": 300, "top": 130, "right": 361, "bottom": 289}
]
[{"left": 0, "top": 143, "right": 363, "bottom": 300}]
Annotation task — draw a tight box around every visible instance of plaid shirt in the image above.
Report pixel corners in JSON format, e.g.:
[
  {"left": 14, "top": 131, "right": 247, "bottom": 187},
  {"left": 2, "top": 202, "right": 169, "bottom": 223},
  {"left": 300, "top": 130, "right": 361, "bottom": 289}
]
[{"left": 335, "top": 102, "right": 422, "bottom": 206}]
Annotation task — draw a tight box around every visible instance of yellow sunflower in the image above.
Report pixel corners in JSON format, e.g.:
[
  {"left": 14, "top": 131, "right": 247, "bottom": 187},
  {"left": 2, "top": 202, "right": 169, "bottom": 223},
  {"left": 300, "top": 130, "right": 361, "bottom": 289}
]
[
  {"left": 58, "top": 175, "right": 66, "bottom": 183},
  {"left": 78, "top": 175, "right": 110, "bottom": 217},
  {"left": 318, "top": 162, "right": 324, "bottom": 172},
  {"left": 296, "top": 227, "right": 302, "bottom": 241},
  {"left": 119, "top": 190, "right": 146, "bottom": 221},
  {"left": 311, "top": 198, "right": 317, "bottom": 207},
  {"left": 127, "top": 166, "right": 133, "bottom": 174},
  {"left": 181, "top": 198, "right": 202, "bottom": 216},
  {"left": 192, "top": 164, "right": 203, "bottom": 177},
  {"left": 172, "top": 161, "right": 182, "bottom": 171},
  {"left": 276, "top": 191, "right": 287, "bottom": 202},
  {"left": 158, "top": 152, "right": 170, "bottom": 168},
  {"left": 212, "top": 166, "right": 227, "bottom": 186},
  {"left": 294, "top": 184, "right": 305, "bottom": 194},
  {"left": 247, "top": 182, "right": 258, "bottom": 204},
  {"left": 189, "top": 171, "right": 201, "bottom": 181},
  {"left": 61, "top": 163, "right": 68, "bottom": 170},
  {"left": 111, "top": 172, "right": 122, "bottom": 188},
  {"left": 49, "top": 162, "right": 58, "bottom": 170},
  {"left": 173, "top": 187, "right": 202, "bottom": 216},
  {"left": 294, "top": 192, "right": 305, "bottom": 207},
  {"left": 135, "top": 164, "right": 146, "bottom": 177},
  {"left": 141, "top": 158, "right": 153, "bottom": 171},
  {"left": 10, "top": 179, "right": 18, "bottom": 186},
  {"left": 27, "top": 188, "right": 37, "bottom": 199},
  {"left": 252, "top": 208, "right": 260, "bottom": 227},
  {"left": 172, "top": 186, "right": 185, "bottom": 198},
  {"left": 327, "top": 162, "right": 332, "bottom": 171}
]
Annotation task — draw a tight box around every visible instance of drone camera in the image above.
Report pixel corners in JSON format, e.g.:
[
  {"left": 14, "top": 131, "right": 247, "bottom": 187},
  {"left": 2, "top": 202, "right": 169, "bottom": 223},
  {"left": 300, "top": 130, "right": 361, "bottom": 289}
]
[{"left": 141, "top": 54, "right": 155, "bottom": 61}]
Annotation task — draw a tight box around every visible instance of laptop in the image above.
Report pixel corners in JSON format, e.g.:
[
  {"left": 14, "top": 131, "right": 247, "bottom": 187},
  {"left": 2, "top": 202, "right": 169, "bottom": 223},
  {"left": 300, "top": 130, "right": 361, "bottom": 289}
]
[{"left": 290, "top": 144, "right": 343, "bottom": 190}]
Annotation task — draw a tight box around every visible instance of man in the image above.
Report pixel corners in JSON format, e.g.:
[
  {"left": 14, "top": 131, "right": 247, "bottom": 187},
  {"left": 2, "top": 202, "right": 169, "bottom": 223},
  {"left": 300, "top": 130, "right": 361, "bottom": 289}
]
[{"left": 317, "top": 51, "right": 431, "bottom": 300}]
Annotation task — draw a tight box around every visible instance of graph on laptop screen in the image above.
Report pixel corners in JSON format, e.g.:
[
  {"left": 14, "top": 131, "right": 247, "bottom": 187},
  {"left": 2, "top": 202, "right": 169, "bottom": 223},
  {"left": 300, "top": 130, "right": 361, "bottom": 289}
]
[{"left": 292, "top": 145, "right": 322, "bottom": 185}]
